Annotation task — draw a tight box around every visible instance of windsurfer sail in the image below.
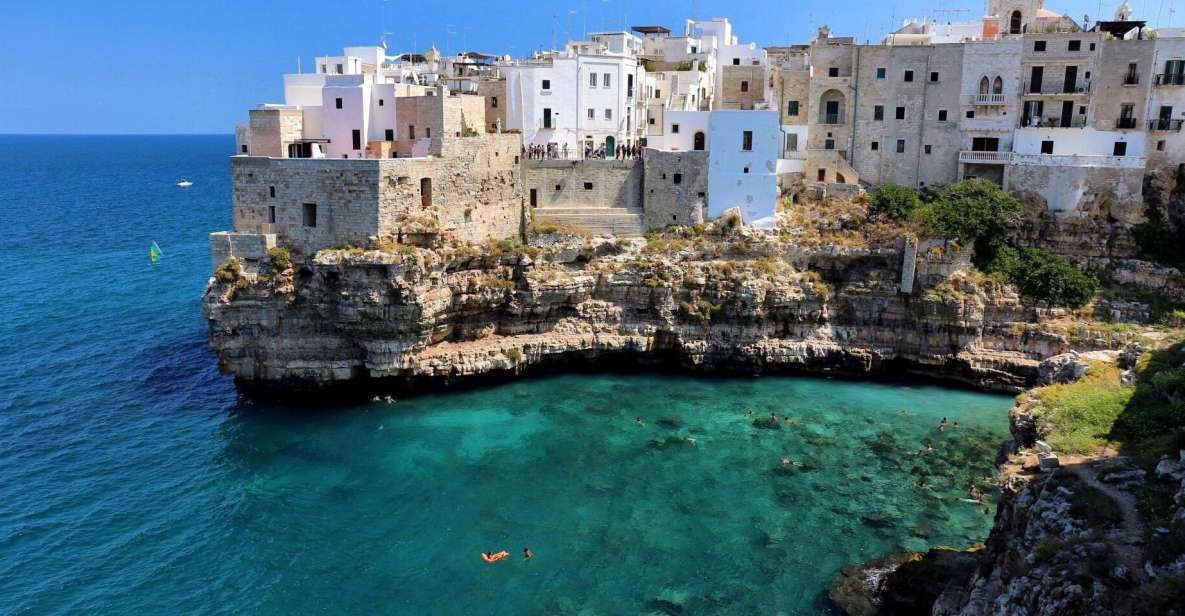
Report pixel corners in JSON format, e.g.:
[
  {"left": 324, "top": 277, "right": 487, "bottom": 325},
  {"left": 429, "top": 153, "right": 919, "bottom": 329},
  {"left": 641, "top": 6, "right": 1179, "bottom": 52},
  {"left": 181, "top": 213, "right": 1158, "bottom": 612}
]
[{"left": 149, "top": 241, "right": 164, "bottom": 264}]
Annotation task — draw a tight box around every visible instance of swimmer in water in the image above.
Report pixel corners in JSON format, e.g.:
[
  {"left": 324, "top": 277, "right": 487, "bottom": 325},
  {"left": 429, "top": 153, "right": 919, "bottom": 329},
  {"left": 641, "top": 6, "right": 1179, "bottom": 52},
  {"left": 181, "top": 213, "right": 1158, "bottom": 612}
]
[
  {"left": 897, "top": 409, "right": 909, "bottom": 416},
  {"left": 685, "top": 436, "right": 697, "bottom": 445},
  {"left": 745, "top": 409, "right": 754, "bottom": 418},
  {"left": 635, "top": 417, "right": 645, "bottom": 427},
  {"left": 952, "top": 421, "right": 959, "bottom": 429},
  {"left": 481, "top": 550, "right": 510, "bottom": 563},
  {"left": 938, "top": 417, "right": 948, "bottom": 432},
  {"left": 523, "top": 547, "right": 533, "bottom": 561}
]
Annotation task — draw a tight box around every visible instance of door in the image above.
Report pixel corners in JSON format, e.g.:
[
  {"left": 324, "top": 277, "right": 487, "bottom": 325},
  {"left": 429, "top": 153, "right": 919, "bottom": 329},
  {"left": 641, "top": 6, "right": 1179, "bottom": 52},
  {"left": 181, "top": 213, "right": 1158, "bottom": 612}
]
[
  {"left": 693, "top": 131, "right": 705, "bottom": 150},
  {"left": 825, "top": 100, "right": 839, "bottom": 123},
  {"left": 529, "top": 188, "right": 537, "bottom": 207},
  {"left": 1159, "top": 105, "right": 1173, "bottom": 129},
  {"left": 605, "top": 136, "right": 615, "bottom": 157},
  {"left": 1023, "top": 100, "right": 1043, "bottom": 126},
  {"left": 1063, "top": 66, "right": 1077, "bottom": 93},
  {"left": 543, "top": 108, "right": 552, "bottom": 129},
  {"left": 420, "top": 178, "right": 432, "bottom": 209},
  {"left": 1060, "top": 101, "right": 1074, "bottom": 127},
  {"left": 1029, "top": 66, "right": 1043, "bottom": 93}
]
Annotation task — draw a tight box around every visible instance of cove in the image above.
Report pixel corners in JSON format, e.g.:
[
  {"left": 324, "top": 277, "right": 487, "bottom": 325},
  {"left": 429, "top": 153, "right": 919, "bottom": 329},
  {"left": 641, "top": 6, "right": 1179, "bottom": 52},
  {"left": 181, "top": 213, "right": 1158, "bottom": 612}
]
[{"left": 209, "top": 373, "right": 1009, "bottom": 615}]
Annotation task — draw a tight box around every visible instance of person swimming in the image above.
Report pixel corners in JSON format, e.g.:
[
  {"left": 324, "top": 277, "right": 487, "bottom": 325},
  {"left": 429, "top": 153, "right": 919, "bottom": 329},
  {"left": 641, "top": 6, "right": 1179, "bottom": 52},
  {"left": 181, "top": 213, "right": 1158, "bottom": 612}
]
[
  {"left": 745, "top": 409, "right": 754, "bottom": 418},
  {"left": 896, "top": 410, "right": 909, "bottom": 416},
  {"left": 523, "top": 547, "right": 533, "bottom": 561},
  {"left": 481, "top": 550, "right": 510, "bottom": 563},
  {"left": 937, "top": 417, "right": 948, "bottom": 432},
  {"left": 635, "top": 417, "right": 645, "bottom": 427},
  {"left": 952, "top": 421, "right": 959, "bottom": 429}
]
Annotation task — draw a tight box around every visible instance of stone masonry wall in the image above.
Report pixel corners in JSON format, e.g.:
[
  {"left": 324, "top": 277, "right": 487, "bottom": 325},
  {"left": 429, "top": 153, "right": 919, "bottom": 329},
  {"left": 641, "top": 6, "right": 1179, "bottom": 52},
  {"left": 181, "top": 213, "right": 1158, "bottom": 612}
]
[
  {"left": 522, "top": 159, "right": 643, "bottom": 211},
  {"left": 248, "top": 108, "right": 303, "bottom": 158},
  {"left": 642, "top": 149, "right": 708, "bottom": 230},
  {"left": 719, "top": 65, "right": 767, "bottom": 110}
]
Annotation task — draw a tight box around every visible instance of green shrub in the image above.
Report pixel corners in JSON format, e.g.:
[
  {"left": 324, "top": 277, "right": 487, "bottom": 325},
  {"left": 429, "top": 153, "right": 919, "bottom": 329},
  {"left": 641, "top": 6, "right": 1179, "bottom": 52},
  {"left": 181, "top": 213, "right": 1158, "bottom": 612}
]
[
  {"left": 213, "top": 258, "right": 242, "bottom": 284},
  {"left": 918, "top": 178, "right": 1023, "bottom": 244},
  {"left": 868, "top": 184, "right": 921, "bottom": 221},
  {"left": 983, "top": 245, "right": 1098, "bottom": 308},
  {"left": 1134, "top": 170, "right": 1185, "bottom": 269},
  {"left": 503, "top": 348, "right": 523, "bottom": 362},
  {"left": 267, "top": 247, "right": 292, "bottom": 275}
]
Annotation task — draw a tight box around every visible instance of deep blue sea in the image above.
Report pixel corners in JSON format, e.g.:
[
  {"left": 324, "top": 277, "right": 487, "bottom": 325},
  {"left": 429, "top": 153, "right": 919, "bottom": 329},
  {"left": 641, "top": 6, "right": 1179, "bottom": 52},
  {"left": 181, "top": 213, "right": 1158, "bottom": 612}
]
[{"left": 0, "top": 135, "right": 1013, "bottom": 615}]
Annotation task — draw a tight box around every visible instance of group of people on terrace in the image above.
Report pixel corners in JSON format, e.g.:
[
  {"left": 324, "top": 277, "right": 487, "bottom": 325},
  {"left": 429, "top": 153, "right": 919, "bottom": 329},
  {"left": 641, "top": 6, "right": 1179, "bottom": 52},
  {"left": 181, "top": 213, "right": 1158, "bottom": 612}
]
[{"left": 521, "top": 142, "right": 645, "bottom": 161}]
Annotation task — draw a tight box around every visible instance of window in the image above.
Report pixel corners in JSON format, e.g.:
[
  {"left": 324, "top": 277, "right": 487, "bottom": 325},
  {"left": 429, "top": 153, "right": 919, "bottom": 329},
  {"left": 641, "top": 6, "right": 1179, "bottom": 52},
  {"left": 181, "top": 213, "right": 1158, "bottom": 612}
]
[
  {"left": 655, "top": 89, "right": 662, "bottom": 98},
  {"left": 873, "top": 105, "right": 884, "bottom": 121},
  {"left": 871, "top": 141, "right": 879, "bottom": 151},
  {"left": 828, "top": 67, "right": 839, "bottom": 77},
  {"left": 1090, "top": 42, "right": 1096, "bottom": 50},
  {"left": 824, "top": 138, "right": 835, "bottom": 150},
  {"left": 1034, "top": 40, "right": 1046, "bottom": 52},
  {"left": 426, "top": 128, "right": 431, "bottom": 138},
  {"left": 1040, "top": 140, "right": 1054, "bottom": 154},
  {"left": 268, "top": 205, "right": 276, "bottom": 224},
  {"left": 648, "top": 117, "right": 655, "bottom": 125},
  {"left": 1068, "top": 40, "right": 1081, "bottom": 51},
  {"left": 742, "top": 130, "right": 753, "bottom": 151},
  {"left": 876, "top": 67, "right": 886, "bottom": 79},
  {"left": 1113, "top": 141, "right": 1128, "bottom": 156},
  {"left": 929, "top": 71, "right": 939, "bottom": 82},
  {"left": 352, "top": 129, "right": 361, "bottom": 150},
  {"left": 938, "top": 109, "right": 948, "bottom": 121},
  {"left": 408, "top": 125, "right": 416, "bottom": 139},
  {"left": 1158, "top": 140, "right": 1167, "bottom": 151},
  {"left": 904, "top": 70, "right": 914, "bottom": 82},
  {"left": 269, "top": 186, "right": 276, "bottom": 198},
  {"left": 542, "top": 79, "right": 551, "bottom": 90},
  {"left": 604, "top": 109, "right": 612, "bottom": 120},
  {"left": 603, "top": 73, "right": 611, "bottom": 87},
  {"left": 378, "top": 99, "right": 384, "bottom": 107},
  {"left": 732, "top": 58, "right": 740, "bottom": 65},
  {"left": 966, "top": 110, "right": 975, "bottom": 118},
  {"left": 672, "top": 123, "right": 680, "bottom": 134},
  {"left": 335, "top": 98, "right": 343, "bottom": 109},
  {"left": 673, "top": 173, "right": 682, "bottom": 184},
  {"left": 817, "top": 169, "right": 826, "bottom": 182},
  {"left": 743, "top": 166, "right": 750, "bottom": 174},
  {"left": 786, "top": 133, "right": 798, "bottom": 152},
  {"left": 320, "top": 64, "right": 326, "bottom": 73},
  {"left": 335, "top": 63, "right": 343, "bottom": 74},
  {"left": 241, "top": 144, "right": 248, "bottom": 153},
  {"left": 741, "top": 80, "right": 749, "bottom": 92},
  {"left": 924, "top": 144, "right": 932, "bottom": 154},
  {"left": 491, "top": 96, "right": 498, "bottom": 108},
  {"left": 583, "top": 182, "right": 594, "bottom": 190},
  {"left": 589, "top": 73, "right": 597, "bottom": 88},
  {"left": 385, "top": 129, "right": 394, "bottom": 141},
  {"left": 302, "top": 203, "right": 317, "bottom": 227},
  {"left": 896, "top": 139, "right": 905, "bottom": 153},
  {"left": 787, "top": 101, "right": 799, "bottom": 116},
  {"left": 895, "top": 106, "right": 905, "bottom": 120},
  {"left": 588, "top": 108, "right": 595, "bottom": 119}
]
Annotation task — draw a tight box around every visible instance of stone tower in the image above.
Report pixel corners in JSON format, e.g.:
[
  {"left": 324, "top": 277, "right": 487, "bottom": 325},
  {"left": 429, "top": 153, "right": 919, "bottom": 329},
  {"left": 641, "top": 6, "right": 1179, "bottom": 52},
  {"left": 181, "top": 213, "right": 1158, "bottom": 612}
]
[{"left": 987, "top": 0, "right": 1045, "bottom": 34}]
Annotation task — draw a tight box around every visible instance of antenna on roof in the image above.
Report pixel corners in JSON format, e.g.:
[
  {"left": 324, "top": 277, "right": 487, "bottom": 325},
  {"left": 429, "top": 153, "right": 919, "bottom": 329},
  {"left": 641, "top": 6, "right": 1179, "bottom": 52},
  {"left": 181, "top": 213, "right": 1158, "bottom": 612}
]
[{"left": 297, "top": 56, "right": 302, "bottom": 74}]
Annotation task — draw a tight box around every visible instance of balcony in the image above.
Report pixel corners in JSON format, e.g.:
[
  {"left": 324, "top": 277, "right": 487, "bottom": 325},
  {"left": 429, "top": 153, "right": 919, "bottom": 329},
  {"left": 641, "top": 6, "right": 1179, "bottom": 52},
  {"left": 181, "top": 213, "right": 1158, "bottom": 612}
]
[
  {"left": 1123, "top": 73, "right": 1140, "bottom": 85},
  {"left": 1156, "top": 74, "right": 1185, "bottom": 86},
  {"left": 1022, "top": 81, "right": 1090, "bottom": 96},
  {"left": 959, "top": 150, "right": 1011, "bottom": 164},
  {"left": 1149, "top": 118, "right": 1185, "bottom": 132},
  {"left": 818, "top": 112, "right": 846, "bottom": 125},
  {"left": 539, "top": 121, "right": 555, "bottom": 130},
  {"left": 1019, "top": 116, "right": 1087, "bottom": 128},
  {"left": 1011, "top": 153, "right": 1146, "bottom": 169},
  {"left": 973, "top": 93, "right": 1007, "bottom": 105},
  {"left": 1116, "top": 117, "right": 1138, "bottom": 129}
]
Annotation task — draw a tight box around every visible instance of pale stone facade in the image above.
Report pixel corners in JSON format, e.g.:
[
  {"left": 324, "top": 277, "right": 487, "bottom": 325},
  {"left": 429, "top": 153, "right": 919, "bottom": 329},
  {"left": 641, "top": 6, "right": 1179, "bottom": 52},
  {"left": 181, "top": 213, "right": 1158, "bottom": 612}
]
[{"left": 642, "top": 149, "right": 708, "bottom": 229}]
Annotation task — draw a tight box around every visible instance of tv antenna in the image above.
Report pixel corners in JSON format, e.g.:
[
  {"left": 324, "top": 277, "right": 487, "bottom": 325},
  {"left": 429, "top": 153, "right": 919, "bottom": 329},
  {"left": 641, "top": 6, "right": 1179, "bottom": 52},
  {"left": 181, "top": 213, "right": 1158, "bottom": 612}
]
[{"left": 931, "top": 7, "right": 969, "bottom": 24}]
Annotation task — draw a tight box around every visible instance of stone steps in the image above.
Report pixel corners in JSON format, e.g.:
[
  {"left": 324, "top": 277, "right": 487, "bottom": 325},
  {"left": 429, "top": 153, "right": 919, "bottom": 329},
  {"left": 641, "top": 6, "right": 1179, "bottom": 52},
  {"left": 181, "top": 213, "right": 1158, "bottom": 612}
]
[{"left": 533, "top": 207, "right": 643, "bottom": 237}]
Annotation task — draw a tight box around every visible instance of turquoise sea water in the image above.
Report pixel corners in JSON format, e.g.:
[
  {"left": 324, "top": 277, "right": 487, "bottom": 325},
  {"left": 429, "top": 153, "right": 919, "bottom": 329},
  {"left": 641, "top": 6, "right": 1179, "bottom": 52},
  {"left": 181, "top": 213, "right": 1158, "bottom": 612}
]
[{"left": 0, "top": 135, "right": 1013, "bottom": 615}]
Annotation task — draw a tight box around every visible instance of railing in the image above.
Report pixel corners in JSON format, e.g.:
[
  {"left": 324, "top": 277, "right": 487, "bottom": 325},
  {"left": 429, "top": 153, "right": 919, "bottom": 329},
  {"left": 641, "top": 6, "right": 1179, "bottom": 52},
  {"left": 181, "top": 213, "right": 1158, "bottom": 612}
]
[
  {"left": 1148, "top": 118, "right": 1185, "bottom": 131},
  {"left": 958, "top": 150, "right": 1011, "bottom": 163},
  {"left": 1116, "top": 117, "right": 1138, "bottom": 129},
  {"left": 973, "top": 93, "right": 1007, "bottom": 105},
  {"left": 1156, "top": 74, "right": 1185, "bottom": 86},
  {"left": 818, "top": 112, "right": 846, "bottom": 125},
  {"left": 1123, "top": 73, "right": 1140, "bottom": 85},
  {"left": 1022, "top": 81, "right": 1090, "bottom": 95},
  {"left": 1011, "top": 153, "right": 1146, "bottom": 169},
  {"left": 1019, "top": 116, "right": 1087, "bottom": 128}
]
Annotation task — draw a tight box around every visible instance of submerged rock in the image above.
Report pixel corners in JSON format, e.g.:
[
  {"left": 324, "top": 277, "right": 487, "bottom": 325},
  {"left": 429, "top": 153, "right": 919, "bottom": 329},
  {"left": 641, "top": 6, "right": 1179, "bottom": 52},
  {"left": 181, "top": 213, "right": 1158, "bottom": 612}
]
[{"left": 752, "top": 416, "right": 781, "bottom": 429}]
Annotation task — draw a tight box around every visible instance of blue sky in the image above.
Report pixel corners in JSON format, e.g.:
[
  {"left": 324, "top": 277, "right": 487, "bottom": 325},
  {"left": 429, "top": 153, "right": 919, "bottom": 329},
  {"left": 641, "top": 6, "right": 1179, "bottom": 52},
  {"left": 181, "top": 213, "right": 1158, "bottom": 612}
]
[{"left": 0, "top": 0, "right": 1167, "bottom": 134}]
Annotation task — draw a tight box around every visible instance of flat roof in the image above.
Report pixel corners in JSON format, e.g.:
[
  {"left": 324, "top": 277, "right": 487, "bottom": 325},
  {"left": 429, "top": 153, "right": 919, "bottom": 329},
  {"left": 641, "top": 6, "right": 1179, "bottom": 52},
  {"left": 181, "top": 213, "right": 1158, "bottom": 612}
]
[{"left": 631, "top": 26, "right": 671, "bottom": 34}]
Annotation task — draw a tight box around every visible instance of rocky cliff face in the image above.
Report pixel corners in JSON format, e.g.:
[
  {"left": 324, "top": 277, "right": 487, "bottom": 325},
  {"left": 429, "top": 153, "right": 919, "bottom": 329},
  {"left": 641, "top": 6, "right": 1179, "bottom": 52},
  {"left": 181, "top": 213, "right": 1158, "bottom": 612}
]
[{"left": 202, "top": 229, "right": 1143, "bottom": 397}]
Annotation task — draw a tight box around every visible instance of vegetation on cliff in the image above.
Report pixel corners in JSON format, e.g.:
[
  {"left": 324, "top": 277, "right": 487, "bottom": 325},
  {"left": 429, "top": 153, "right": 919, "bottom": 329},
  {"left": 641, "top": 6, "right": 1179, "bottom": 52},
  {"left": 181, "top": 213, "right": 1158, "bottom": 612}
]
[{"left": 1135, "top": 170, "right": 1185, "bottom": 270}]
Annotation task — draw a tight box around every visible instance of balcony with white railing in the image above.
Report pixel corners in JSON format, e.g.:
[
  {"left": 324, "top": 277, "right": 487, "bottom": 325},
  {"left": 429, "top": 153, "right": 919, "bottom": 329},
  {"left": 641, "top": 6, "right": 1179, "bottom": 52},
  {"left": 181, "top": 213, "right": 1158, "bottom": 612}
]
[
  {"left": 1010, "top": 153, "right": 1146, "bottom": 169},
  {"left": 958, "top": 150, "right": 1011, "bottom": 164},
  {"left": 973, "top": 93, "right": 1007, "bottom": 105}
]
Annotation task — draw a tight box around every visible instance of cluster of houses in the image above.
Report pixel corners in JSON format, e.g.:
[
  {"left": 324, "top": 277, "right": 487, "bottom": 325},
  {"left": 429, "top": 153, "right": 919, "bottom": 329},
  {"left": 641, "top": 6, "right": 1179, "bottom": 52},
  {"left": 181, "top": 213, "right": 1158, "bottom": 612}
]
[{"left": 221, "top": 0, "right": 1185, "bottom": 265}]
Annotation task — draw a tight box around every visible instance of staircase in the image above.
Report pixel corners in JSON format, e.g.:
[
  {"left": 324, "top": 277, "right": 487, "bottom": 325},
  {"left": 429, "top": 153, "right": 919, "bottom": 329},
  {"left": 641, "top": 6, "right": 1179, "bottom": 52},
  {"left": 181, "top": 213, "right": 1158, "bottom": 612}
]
[{"left": 533, "top": 206, "right": 643, "bottom": 237}]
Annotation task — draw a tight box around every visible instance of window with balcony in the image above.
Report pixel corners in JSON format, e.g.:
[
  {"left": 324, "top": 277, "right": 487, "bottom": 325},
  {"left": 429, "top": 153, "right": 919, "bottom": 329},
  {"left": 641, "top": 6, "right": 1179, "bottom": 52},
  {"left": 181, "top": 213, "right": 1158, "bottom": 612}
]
[{"left": 742, "top": 130, "right": 753, "bottom": 151}]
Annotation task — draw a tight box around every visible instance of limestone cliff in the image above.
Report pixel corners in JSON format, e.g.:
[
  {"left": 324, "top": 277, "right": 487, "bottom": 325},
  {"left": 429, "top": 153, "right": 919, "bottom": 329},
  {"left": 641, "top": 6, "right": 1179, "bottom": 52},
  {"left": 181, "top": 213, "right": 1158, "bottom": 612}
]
[{"left": 202, "top": 228, "right": 1145, "bottom": 397}]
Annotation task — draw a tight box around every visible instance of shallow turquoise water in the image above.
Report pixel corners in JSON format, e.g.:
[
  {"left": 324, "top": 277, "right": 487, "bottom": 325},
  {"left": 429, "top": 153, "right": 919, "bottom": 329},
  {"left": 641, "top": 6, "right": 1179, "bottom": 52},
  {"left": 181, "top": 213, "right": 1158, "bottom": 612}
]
[{"left": 0, "top": 136, "right": 1012, "bottom": 615}]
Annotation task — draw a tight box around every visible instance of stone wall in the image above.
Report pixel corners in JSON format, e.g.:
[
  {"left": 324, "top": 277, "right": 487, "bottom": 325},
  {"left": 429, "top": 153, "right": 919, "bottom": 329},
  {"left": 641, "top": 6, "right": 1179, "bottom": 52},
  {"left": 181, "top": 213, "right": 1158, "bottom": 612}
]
[
  {"left": 1091, "top": 38, "right": 1153, "bottom": 132},
  {"left": 248, "top": 108, "right": 303, "bottom": 158},
  {"left": 228, "top": 133, "right": 523, "bottom": 255},
  {"left": 209, "top": 231, "right": 276, "bottom": 273},
  {"left": 718, "top": 65, "right": 766, "bottom": 110},
  {"left": 642, "top": 149, "right": 708, "bottom": 229},
  {"left": 476, "top": 79, "right": 508, "bottom": 132},
  {"left": 522, "top": 159, "right": 643, "bottom": 211},
  {"left": 1005, "top": 160, "right": 1144, "bottom": 222}
]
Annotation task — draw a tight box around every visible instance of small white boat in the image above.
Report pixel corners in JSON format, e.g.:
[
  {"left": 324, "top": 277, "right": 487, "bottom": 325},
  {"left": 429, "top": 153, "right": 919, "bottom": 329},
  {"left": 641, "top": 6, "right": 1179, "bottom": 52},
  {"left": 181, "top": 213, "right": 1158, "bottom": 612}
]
[{"left": 177, "top": 179, "right": 193, "bottom": 188}]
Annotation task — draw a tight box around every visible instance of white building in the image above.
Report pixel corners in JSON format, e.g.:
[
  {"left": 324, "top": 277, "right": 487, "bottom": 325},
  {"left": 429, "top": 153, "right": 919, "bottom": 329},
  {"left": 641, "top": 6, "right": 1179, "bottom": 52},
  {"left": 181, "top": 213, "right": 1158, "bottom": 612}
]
[{"left": 707, "top": 111, "right": 781, "bottom": 227}]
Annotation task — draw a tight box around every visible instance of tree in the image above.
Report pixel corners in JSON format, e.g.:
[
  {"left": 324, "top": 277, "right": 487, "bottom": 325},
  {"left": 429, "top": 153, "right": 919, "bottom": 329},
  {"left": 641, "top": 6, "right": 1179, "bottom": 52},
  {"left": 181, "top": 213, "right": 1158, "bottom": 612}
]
[
  {"left": 984, "top": 245, "right": 1099, "bottom": 308},
  {"left": 920, "top": 178, "right": 1023, "bottom": 244},
  {"left": 868, "top": 184, "right": 921, "bottom": 221}
]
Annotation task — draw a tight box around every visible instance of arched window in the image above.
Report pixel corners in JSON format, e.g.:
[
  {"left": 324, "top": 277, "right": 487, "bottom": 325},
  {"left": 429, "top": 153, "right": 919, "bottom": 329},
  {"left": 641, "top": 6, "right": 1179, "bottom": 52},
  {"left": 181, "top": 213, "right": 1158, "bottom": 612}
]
[
  {"left": 836, "top": 173, "right": 846, "bottom": 184},
  {"left": 979, "top": 77, "right": 990, "bottom": 94},
  {"left": 1009, "top": 10, "right": 1022, "bottom": 34},
  {"left": 992, "top": 76, "right": 1004, "bottom": 94}
]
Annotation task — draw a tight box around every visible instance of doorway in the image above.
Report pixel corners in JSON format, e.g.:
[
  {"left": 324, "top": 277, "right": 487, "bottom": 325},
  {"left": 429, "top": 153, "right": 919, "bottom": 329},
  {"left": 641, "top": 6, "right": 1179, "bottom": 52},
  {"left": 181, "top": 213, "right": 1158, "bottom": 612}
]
[
  {"left": 693, "top": 131, "right": 705, "bottom": 150},
  {"left": 420, "top": 178, "right": 432, "bottom": 209},
  {"left": 605, "top": 136, "right": 616, "bottom": 157}
]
